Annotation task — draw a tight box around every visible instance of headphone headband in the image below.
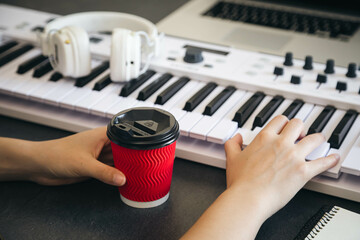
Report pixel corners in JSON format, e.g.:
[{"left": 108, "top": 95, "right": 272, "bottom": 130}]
[
  {"left": 40, "top": 11, "right": 159, "bottom": 55},
  {"left": 38, "top": 11, "right": 162, "bottom": 82}
]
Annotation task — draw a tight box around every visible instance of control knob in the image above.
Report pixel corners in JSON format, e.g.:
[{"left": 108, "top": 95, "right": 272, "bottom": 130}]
[
  {"left": 183, "top": 47, "right": 203, "bottom": 64},
  {"left": 324, "top": 59, "right": 335, "bottom": 74},
  {"left": 346, "top": 63, "right": 357, "bottom": 78},
  {"left": 303, "top": 55, "right": 313, "bottom": 70},
  {"left": 283, "top": 52, "right": 293, "bottom": 66}
]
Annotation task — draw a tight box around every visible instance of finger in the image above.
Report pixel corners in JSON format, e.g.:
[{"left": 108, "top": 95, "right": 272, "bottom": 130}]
[
  {"left": 224, "top": 134, "right": 243, "bottom": 158},
  {"left": 305, "top": 154, "right": 340, "bottom": 179},
  {"left": 298, "top": 127, "right": 307, "bottom": 140},
  {"left": 296, "top": 133, "right": 326, "bottom": 154},
  {"left": 262, "top": 115, "right": 289, "bottom": 134},
  {"left": 84, "top": 159, "right": 126, "bottom": 186},
  {"left": 279, "top": 118, "right": 304, "bottom": 141}
]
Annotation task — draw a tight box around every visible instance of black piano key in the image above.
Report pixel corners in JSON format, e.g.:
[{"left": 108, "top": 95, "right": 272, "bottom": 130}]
[
  {"left": 137, "top": 73, "right": 173, "bottom": 101},
  {"left": 17, "top": 54, "right": 47, "bottom": 74},
  {"left": 33, "top": 59, "right": 53, "bottom": 78},
  {"left": 0, "top": 44, "right": 33, "bottom": 67},
  {"left": 307, "top": 105, "right": 336, "bottom": 135},
  {"left": 282, "top": 99, "right": 304, "bottom": 119},
  {"left": 93, "top": 74, "right": 112, "bottom": 91},
  {"left": 252, "top": 95, "right": 284, "bottom": 129},
  {"left": 203, "top": 86, "right": 236, "bottom": 116},
  {"left": 328, "top": 110, "right": 358, "bottom": 149},
  {"left": 232, "top": 91, "right": 265, "bottom": 127},
  {"left": 75, "top": 61, "right": 109, "bottom": 87},
  {"left": 120, "top": 70, "right": 156, "bottom": 97},
  {"left": 155, "top": 76, "right": 190, "bottom": 105},
  {"left": 0, "top": 40, "right": 18, "bottom": 55},
  {"left": 183, "top": 82, "right": 217, "bottom": 112},
  {"left": 49, "top": 72, "right": 63, "bottom": 82}
]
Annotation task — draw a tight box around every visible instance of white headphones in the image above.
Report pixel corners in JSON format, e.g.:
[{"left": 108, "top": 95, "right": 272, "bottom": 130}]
[{"left": 38, "top": 11, "right": 161, "bottom": 82}]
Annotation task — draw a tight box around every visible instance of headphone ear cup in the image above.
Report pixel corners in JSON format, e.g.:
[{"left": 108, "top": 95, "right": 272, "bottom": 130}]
[
  {"left": 110, "top": 28, "right": 141, "bottom": 82},
  {"left": 49, "top": 26, "right": 91, "bottom": 77}
]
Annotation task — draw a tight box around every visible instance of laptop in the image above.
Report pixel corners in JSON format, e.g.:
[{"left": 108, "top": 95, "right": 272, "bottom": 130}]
[{"left": 156, "top": 0, "right": 360, "bottom": 67}]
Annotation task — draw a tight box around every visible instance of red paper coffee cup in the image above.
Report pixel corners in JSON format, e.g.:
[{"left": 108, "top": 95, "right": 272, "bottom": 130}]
[{"left": 107, "top": 107, "right": 179, "bottom": 208}]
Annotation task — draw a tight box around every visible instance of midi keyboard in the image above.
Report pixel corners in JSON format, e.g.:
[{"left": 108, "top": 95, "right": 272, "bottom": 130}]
[{"left": 1, "top": 4, "right": 360, "bottom": 201}]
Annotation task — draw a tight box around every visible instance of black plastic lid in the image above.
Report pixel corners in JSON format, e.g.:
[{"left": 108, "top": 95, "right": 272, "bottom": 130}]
[{"left": 107, "top": 107, "right": 180, "bottom": 150}]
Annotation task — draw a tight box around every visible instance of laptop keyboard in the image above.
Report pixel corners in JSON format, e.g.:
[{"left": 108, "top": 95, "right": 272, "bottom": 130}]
[{"left": 203, "top": 1, "right": 359, "bottom": 40}]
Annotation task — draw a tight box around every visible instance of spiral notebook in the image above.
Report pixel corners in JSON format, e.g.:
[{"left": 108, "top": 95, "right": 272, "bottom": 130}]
[{"left": 294, "top": 205, "right": 360, "bottom": 240}]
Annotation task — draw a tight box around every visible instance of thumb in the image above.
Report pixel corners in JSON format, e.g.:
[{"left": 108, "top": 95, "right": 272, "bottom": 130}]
[
  {"left": 85, "top": 159, "right": 126, "bottom": 186},
  {"left": 224, "top": 134, "right": 243, "bottom": 156}
]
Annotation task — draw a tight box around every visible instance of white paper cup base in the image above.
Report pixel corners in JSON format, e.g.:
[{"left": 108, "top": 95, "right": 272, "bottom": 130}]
[{"left": 120, "top": 192, "right": 169, "bottom": 208}]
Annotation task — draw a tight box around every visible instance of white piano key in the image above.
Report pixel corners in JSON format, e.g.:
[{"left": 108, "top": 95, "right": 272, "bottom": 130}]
[
  {"left": 190, "top": 90, "right": 246, "bottom": 140},
  {"left": 90, "top": 93, "right": 123, "bottom": 117},
  {"left": 29, "top": 80, "right": 63, "bottom": 102},
  {"left": 125, "top": 72, "right": 163, "bottom": 99},
  {"left": 329, "top": 116, "right": 360, "bottom": 177},
  {"left": 30, "top": 60, "right": 108, "bottom": 104},
  {"left": 234, "top": 127, "right": 261, "bottom": 146},
  {"left": 59, "top": 70, "right": 110, "bottom": 110},
  {"left": 42, "top": 79, "right": 76, "bottom": 106},
  {"left": 293, "top": 102, "right": 314, "bottom": 122},
  {"left": 242, "top": 95, "right": 272, "bottom": 130},
  {"left": 314, "top": 109, "right": 346, "bottom": 178},
  {"left": 0, "top": 49, "right": 42, "bottom": 88},
  {"left": 133, "top": 100, "right": 154, "bottom": 108},
  {"left": 179, "top": 112, "right": 204, "bottom": 136},
  {"left": 170, "top": 81, "right": 206, "bottom": 110},
  {"left": 207, "top": 119, "right": 238, "bottom": 144},
  {"left": 306, "top": 142, "right": 330, "bottom": 161},
  {"left": 322, "top": 109, "right": 346, "bottom": 139},
  {"left": 156, "top": 80, "right": 200, "bottom": 111},
  {"left": 140, "top": 75, "right": 179, "bottom": 104},
  {"left": 251, "top": 98, "right": 293, "bottom": 133},
  {"left": 206, "top": 91, "right": 254, "bottom": 144},
  {"left": 13, "top": 71, "right": 53, "bottom": 98},
  {"left": 133, "top": 75, "right": 179, "bottom": 108},
  {"left": 105, "top": 96, "right": 138, "bottom": 118},
  {"left": 0, "top": 48, "right": 40, "bottom": 76},
  {"left": 0, "top": 69, "right": 35, "bottom": 94},
  {"left": 169, "top": 108, "right": 187, "bottom": 122},
  {"left": 342, "top": 128, "right": 360, "bottom": 176},
  {"left": 95, "top": 72, "right": 161, "bottom": 117},
  {"left": 179, "top": 86, "right": 224, "bottom": 136},
  {"left": 303, "top": 105, "right": 324, "bottom": 134},
  {"left": 264, "top": 99, "right": 292, "bottom": 124},
  {"left": 59, "top": 87, "right": 93, "bottom": 110},
  {"left": 189, "top": 115, "right": 214, "bottom": 140},
  {"left": 75, "top": 82, "right": 118, "bottom": 113}
]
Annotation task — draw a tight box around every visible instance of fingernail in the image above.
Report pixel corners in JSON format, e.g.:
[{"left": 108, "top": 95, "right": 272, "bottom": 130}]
[
  {"left": 113, "top": 174, "right": 126, "bottom": 186},
  {"left": 330, "top": 154, "right": 340, "bottom": 164}
]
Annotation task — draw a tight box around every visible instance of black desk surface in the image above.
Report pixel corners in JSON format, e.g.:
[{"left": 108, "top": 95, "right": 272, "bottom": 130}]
[{"left": 0, "top": 1, "right": 360, "bottom": 239}]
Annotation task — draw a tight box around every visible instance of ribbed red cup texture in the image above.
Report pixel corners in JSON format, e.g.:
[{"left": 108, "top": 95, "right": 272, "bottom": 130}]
[{"left": 111, "top": 141, "right": 177, "bottom": 202}]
